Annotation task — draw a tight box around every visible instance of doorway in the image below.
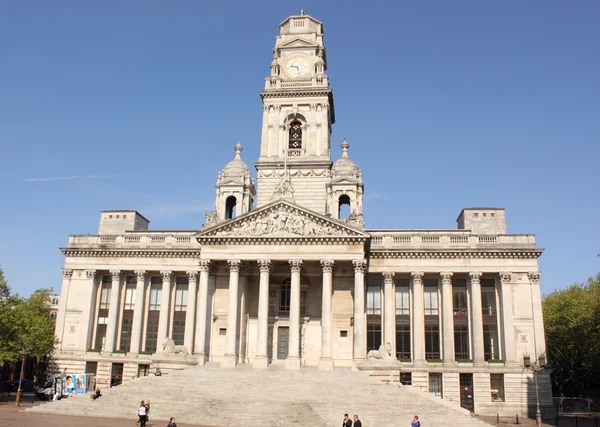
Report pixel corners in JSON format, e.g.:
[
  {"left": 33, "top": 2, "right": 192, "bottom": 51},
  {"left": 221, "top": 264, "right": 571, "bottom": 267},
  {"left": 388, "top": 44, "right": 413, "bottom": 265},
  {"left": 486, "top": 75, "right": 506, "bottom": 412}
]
[
  {"left": 110, "top": 363, "right": 123, "bottom": 387},
  {"left": 460, "top": 373, "right": 474, "bottom": 412},
  {"left": 277, "top": 327, "right": 289, "bottom": 360}
]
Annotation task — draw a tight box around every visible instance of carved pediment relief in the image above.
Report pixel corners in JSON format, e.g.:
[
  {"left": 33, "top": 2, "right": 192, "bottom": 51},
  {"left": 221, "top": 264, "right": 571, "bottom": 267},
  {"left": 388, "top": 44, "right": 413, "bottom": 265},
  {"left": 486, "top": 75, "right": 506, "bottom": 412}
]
[
  {"left": 198, "top": 200, "right": 367, "bottom": 239},
  {"left": 279, "top": 37, "right": 318, "bottom": 49}
]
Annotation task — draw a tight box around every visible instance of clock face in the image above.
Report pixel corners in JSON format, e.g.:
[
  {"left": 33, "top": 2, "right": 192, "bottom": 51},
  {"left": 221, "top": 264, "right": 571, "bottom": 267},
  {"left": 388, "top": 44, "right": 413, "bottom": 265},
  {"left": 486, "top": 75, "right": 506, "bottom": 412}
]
[{"left": 284, "top": 56, "right": 311, "bottom": 78}]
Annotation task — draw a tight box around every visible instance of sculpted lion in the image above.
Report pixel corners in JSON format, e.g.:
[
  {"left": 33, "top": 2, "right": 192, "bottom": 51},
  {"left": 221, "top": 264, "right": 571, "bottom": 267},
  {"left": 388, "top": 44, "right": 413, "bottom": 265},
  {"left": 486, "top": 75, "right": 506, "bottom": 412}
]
[
  {"left": 367, "top": 342, "right": 394, "bottom": 360},
  {"left": 160, "top": 338, "right": 189, "bottom": 356}
]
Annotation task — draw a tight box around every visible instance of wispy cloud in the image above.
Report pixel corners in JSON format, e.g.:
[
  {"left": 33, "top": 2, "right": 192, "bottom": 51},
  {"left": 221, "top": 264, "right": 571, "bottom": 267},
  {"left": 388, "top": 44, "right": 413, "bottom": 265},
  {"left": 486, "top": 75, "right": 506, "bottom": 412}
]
[
  {"left": 24, "top": 174, "right": 120, "bottom": 183},
  {"left": 144, "top": 203, "right": 212, "bottom": 218},
  {"left": 366, "top": 191, "right": 389, "bottom": 201}
]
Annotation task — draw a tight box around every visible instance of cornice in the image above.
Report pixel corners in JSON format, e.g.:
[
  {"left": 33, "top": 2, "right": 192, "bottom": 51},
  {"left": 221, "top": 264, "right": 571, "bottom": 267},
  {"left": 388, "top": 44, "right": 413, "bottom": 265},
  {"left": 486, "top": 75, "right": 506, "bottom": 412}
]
[
  {"left": 260, "top": 88, "right": 332, "bottom": 98},
  {"left": 369, "top": 249, "right": 543, "bottom": 260},
  {"left": 60, "top": 248, "right": 201, "bottom": 259}
]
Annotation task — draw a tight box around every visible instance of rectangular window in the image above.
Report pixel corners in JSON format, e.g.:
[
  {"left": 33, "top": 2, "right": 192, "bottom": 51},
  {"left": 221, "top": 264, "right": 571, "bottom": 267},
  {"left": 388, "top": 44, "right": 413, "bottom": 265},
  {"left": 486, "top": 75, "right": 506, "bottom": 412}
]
[
  {"left": 172, "top": 312, "right": 186, "bottom": 345},
  {"left": 490, "top": 374, "right": 505, "bottom": 402},
  {"left": 144, "top": 312, "right": 159, "bottom": 353},
  {"left": 395, "top": 280, "right": 410, "bottom": 315},
  {"left": 174, "top": 280, "right": 188, "bottom": 312},
  {"left": 99, "top": 284, "right": 111, "bottom": 310},
  {"left": 395, "top": 323, "right": 411, "bottom": 359},
  {"left": 425, "top": 325, "right": 440, "bottom": 359},
  {"left": 366, "top": 278, "right": 381, "bottom": 315},
  {"left": 279, "top": 280, "right": 291, "bottom": 313},
  {"left": 149, "top": 284, "right": 162, "bottom": 311},
  {"left": 367, "top": 322, "right": 381, "bottom": 353},
  {"left": 453, "top": 285, "right": 468, "bottom": 316},
  {"left": 219, "top": 328, "right": 227, "bottom": 335},
  {"left": 481, "top": 287, "right": 497, "bottom": 316},
  {"left": 429, "top": 373, "right": 443, "bottom": 398},
  {"left": 124, "top": 282, "right": 136, "bottom": 310},
  {"left": 94, "top": 324, "right": 107, "bottom": 350},
  {"left": 119, "top": 312, "right": 133, "bottom": 352},
  {"left": 340, "top": 330, "right": 348, "bottom": 338},
  {"left": 454, "top": 325, "right": 470, "bottom": 360},
  {"left": 424, "top": 287, "right": 439, "bottom": 316},
  {"left": 484, "top": 324, "right": 500, "bottom": 360}
]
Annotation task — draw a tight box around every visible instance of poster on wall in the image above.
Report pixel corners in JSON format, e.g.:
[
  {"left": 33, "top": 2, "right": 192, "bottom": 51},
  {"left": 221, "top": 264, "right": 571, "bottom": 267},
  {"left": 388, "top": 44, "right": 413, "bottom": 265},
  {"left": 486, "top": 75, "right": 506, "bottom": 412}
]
[{"left": 65, "top": 374, "right": 87, "bottom": 394}]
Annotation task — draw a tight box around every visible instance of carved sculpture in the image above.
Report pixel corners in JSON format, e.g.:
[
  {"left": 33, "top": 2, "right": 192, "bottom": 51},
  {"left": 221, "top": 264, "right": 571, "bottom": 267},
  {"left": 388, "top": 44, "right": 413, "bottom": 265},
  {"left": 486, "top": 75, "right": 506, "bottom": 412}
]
[
  {"left": 160, "top": 338, "right": 189, "bottom": 356},
  {"left": 212, "top": 204, "right": 348, "bottom": 237},
  {"left": 367, "top": 342, "right": 394, "bottom": 361},
  {"left": 204, "top": 210, "right": 220, "bottom": 228},
  {"left": 342, "top": 210, "right": 364, "bottom": 228}
]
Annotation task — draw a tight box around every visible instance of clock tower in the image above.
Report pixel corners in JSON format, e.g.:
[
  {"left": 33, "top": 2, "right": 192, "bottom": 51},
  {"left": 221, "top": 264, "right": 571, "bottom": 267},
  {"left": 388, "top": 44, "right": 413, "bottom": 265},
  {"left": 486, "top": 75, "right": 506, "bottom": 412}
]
[{"left": 255, "top": 12, "right": 335, "bottom": 215}]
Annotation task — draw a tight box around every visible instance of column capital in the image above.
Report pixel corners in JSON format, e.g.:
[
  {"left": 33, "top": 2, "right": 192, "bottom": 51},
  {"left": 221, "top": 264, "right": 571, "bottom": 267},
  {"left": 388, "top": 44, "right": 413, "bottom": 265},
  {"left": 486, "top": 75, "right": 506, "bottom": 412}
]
[
  {"left": 352, "top": 259, "right": 367, "bottom": 274},
  {"left": 85, "top": 269, "right": 97, "bottom": 279},
  {"left": 258, "top": 259, "right": 272, "bottom": 273},
  {"left": 160, "top": 270, "right": 173, "bottom": 281},
  {"left": 410, "top": 271, "right": 424, "bottom": 282},
  {"left": 62, "top": 268, "right": 73, "bottom": 279},
  {"left": 134, "top": 270, "right": 146, "bottom": 281},
  {"left": 187, "top": 270, "right": 199, "bottom": 281},
  {"left": 382, "top": 271, "right": 395, "bottom": 282},
  {"left": 228, "top": 259, "right": 242, "bottom": 272},
  {"left": 469, "top": 271, "right": 483, "bottom": 282},
  {"left": 528, "top": 272, "right": 541, "bottom": 283},
  {"left": 289, "top": 259, "right": 303, "bottom": 273},
  {"left": 198, "top": 259, "right": 212, "bottom": 272},
  {"left": 320, "top": 259, "right": 335, "bottom": 273},
  {"left": 440, "top": 271, "right": 453, "bottom": 282},
  {"left": 110, "top": 270, "right": 122, "bottom": 280},
  {"left": 499, "top": 272, "right": 512, "bottom": 284}
]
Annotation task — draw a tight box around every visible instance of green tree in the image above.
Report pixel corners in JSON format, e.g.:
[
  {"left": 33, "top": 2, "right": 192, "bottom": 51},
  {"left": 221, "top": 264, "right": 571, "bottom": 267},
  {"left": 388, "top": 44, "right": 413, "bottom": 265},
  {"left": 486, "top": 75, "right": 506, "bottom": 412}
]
[
  {"left": 0, "top": 268, "right": 57, "bottom": 366},
  {"left": 543, "top": 273, "right": 600, "bottom": 397}
]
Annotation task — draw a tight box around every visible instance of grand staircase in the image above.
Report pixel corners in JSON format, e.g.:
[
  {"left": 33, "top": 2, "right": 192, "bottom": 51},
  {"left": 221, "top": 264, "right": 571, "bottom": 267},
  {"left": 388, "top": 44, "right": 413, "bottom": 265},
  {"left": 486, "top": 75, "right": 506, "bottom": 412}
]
[{"left": 28, "top": 363, "right": 492, "bottom": 427}]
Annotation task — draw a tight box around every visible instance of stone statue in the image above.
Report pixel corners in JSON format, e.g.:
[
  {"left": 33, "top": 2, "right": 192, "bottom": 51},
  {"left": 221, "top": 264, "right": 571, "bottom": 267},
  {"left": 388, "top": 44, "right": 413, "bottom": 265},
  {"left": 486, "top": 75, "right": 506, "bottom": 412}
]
[
  {"left": 160, "top": 338, "right": 189, "bottom": 356},
  {"left": 203, "top": 210, "right": 220, "bottom": 228},
  {"left": 367, "top": 342, "right": 394, "bottom": 360},
  {"left": 342, "top": 210, "right": 365, "bottom": 228}
]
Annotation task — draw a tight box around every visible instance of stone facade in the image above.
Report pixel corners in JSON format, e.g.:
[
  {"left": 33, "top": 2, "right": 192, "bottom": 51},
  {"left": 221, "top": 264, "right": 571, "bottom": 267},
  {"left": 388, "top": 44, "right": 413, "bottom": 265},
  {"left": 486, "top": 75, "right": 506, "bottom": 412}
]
[{"left": 53, "top": 12, "right": 551, "bottom": 417}]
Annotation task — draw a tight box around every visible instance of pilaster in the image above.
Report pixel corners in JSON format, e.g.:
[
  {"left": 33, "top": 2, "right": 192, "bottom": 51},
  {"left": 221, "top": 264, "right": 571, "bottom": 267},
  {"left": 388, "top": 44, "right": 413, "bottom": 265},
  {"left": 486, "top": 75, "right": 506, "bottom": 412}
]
[{"left": 319, "top": 259, "right": 334, "bottom": 370}]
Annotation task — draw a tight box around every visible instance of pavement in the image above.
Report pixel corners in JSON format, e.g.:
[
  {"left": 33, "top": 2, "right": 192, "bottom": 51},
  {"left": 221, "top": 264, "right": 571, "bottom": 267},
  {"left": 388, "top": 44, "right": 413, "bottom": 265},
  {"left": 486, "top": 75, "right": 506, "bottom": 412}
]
[{"left": 0, "top": 401, "right": 215, "bottom": 427}]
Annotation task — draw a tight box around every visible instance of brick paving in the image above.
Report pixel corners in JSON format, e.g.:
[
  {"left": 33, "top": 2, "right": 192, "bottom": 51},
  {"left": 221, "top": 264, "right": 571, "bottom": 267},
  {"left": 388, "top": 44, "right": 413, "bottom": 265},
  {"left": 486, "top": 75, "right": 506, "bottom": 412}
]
[{"left": 0, "top": 401, "right": 215, "bottom": 427}]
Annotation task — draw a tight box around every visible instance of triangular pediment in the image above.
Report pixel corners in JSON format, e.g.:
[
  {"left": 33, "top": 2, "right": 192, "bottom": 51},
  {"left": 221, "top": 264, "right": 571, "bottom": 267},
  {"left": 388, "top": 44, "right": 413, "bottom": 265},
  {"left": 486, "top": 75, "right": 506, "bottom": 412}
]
[
  {"left": 218, "top": 178, "right": 245, "bottom": 187},
  {"left": 330, "top": 177, "right": 360, "bottom": 186},
  {"left": 279, "top": 37, "right": 319, "bottom": 49},
  {"left": 197, "top": 199, "right": 368, "bottom": 240}
]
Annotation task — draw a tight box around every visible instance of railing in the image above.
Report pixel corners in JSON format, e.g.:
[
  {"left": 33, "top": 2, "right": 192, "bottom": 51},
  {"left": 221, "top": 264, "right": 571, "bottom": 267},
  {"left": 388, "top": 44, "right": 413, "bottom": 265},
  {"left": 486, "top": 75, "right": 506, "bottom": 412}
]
[
  {"left": 68, "top": 232, "right": 200, "bottom": 249},
  {"left": 368, "top": 231, "right": 536, "bottom": 249},
  {"left": 281, "top": 80, "right": 312, "bottom": 88}
]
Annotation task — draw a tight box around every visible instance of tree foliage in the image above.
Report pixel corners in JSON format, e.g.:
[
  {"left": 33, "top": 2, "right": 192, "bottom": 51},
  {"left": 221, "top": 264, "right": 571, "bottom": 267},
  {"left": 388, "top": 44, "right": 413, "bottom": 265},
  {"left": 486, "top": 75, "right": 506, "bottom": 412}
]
[
  {"left": 543, "top": 272, "right": 600, "bottom": 397},
  {"left": 0, "top": 267, "right": 57, "bottom": 365}
]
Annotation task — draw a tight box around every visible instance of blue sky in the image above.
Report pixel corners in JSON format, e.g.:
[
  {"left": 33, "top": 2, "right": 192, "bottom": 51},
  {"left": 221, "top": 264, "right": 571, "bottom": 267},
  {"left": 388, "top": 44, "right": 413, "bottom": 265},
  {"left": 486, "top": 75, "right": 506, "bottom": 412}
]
[{"left": 1, "top": 1, "right": 599, "bottom": 297}]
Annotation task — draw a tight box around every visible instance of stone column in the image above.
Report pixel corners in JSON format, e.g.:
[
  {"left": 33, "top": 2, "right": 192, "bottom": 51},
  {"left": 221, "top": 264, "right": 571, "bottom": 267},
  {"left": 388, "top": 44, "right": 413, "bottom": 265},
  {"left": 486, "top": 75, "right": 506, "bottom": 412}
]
[
  {"left": 411, "top": 271, "right": 425, "bottom": 364},
  {"left": 103, "top": 270, "right": 122, "bottom": 353},
  {"left": 528, "top": 272, "right": 546, "bottom": 360},
  {"left": 254, "top": 259, "right": 271, "bottom": 368},
  {"left": 222, "top": 259, "right": 241, "bottom": 368},
  {"left": 469, "top": 271, "right": 485, "bottom": 364},
  {"left": 56, "top": 269, "right": 73, "bottom": 350},
  {"left": 129, "top": 270, "right": 147, "bottom": 354},
  {"left": 195, "top": 260, "right": 211, "bottom": 363},
  {"left": 319, "top": 260, "right": 335, "bottom": 370},
  {"left": 440, "top": 271, "right": 455, "bottom": 363},
  {"left": 352, "top": 259, "right": 367, "bottom": 362},
  {"left": 157, "top": 270, "right": 173, "bottom": 345},
  {"left": 286, "top": 259, "right": 303, "bottom": 370},
  {"left": 84, "top": 269, "right": 99, "bottom": 349},
  {"left": 499, "top": 272, "right": 516, "bottom": 364},
  {"left": 382, "top": 271, "right": 396, "bottom": 348},
  {"left": 184, "top": 270, "right": 198, "bottom": 354}
]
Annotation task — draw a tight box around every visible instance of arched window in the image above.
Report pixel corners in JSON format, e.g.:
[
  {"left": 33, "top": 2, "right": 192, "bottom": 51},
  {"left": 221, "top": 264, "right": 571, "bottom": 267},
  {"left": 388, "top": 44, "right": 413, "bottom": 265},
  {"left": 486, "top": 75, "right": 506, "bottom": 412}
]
[
  {"left": 279, "top": 277, "right": 291, "bottom": 313},
  {"left": 338, "top": 194, "right": 351, "bottom": 219},
  {"left": 288, "top": 121, "right": 302, "bottom": 149},
  {"left": 225, "top": 196, "right": 237, "bottom": 219}
]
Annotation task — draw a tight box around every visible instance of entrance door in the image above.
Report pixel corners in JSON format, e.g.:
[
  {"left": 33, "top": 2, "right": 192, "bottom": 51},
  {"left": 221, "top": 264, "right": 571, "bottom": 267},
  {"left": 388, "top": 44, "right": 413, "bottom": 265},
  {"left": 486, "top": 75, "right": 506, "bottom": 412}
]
[
  {"left": 277, "top": 327, "right": 289, "bottom": 360},
  {"left": 459, "top": 373, "right": 474, "bottom": 412},
  {"left": 110, "top": 363, "right": 123, "bottom": 387}
]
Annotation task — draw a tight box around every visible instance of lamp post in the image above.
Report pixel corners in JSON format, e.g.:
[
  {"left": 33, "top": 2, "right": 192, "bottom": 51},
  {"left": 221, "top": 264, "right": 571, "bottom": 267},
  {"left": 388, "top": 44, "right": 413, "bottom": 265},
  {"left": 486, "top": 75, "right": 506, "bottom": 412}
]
[
  {"left": 524, "top": 354, "right": 546, "bottom": 427},
  {"left": 15, "top": 339, "right": 33, "bottom": 407}
]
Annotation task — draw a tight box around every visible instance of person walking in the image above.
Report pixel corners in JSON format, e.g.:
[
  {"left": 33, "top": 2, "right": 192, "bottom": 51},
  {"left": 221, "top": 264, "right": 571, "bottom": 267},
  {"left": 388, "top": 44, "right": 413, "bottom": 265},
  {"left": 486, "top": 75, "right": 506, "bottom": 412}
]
[
  {"left": 411, "top": 415, "right": 421, "bottom": 427},
  {"left": 167, "top": 417, "right": 178, "bottom": 427},
  {"left": 343, "top": 413, "right": 353, "bottom": 427},
  {"left": 353, "top": 414, "right": 362, "bottom": 427},
  {"left": 137, "top": 401, "right": 148, "bottom": 427}
]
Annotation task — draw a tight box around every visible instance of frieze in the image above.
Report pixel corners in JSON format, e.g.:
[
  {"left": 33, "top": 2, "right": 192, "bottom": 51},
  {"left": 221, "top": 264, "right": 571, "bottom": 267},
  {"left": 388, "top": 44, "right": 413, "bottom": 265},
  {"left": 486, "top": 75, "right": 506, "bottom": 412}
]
[
  {"left": 258, "top": 169, "right": 331, "bottom": 178},
  {"left": 369, "top": 249, "right": 543, "bottom": 260},
  {"left": 60, "top": 249, "right": 202, "bottom": 258}
]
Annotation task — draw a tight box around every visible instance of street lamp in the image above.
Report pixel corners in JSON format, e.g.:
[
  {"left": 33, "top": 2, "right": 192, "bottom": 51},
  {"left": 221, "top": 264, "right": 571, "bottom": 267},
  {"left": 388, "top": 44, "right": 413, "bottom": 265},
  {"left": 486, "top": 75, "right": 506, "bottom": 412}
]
[
  {"left": 524, "top": 353, "right": 547, "bottom": 427},
  {"left": 15, "top": 339, "right": 33, "bottom": 407}
]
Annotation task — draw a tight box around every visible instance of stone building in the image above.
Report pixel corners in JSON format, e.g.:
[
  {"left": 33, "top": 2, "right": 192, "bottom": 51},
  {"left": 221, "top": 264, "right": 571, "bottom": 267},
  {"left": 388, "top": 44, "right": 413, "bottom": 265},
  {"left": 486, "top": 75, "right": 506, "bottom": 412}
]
[{"left": 54, "top": 13, "right": 551, "bottom": 416}]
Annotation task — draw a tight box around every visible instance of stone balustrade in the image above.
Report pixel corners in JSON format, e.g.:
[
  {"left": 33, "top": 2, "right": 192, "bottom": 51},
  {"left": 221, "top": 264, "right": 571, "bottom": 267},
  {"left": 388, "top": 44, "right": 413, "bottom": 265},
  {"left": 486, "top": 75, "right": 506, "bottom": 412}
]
[
  {"left": 367, "top": 231, "right": 536, "bottom": 249},
  {"left": 67, "top": 232, "right": 201, "bottom": 249}
]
